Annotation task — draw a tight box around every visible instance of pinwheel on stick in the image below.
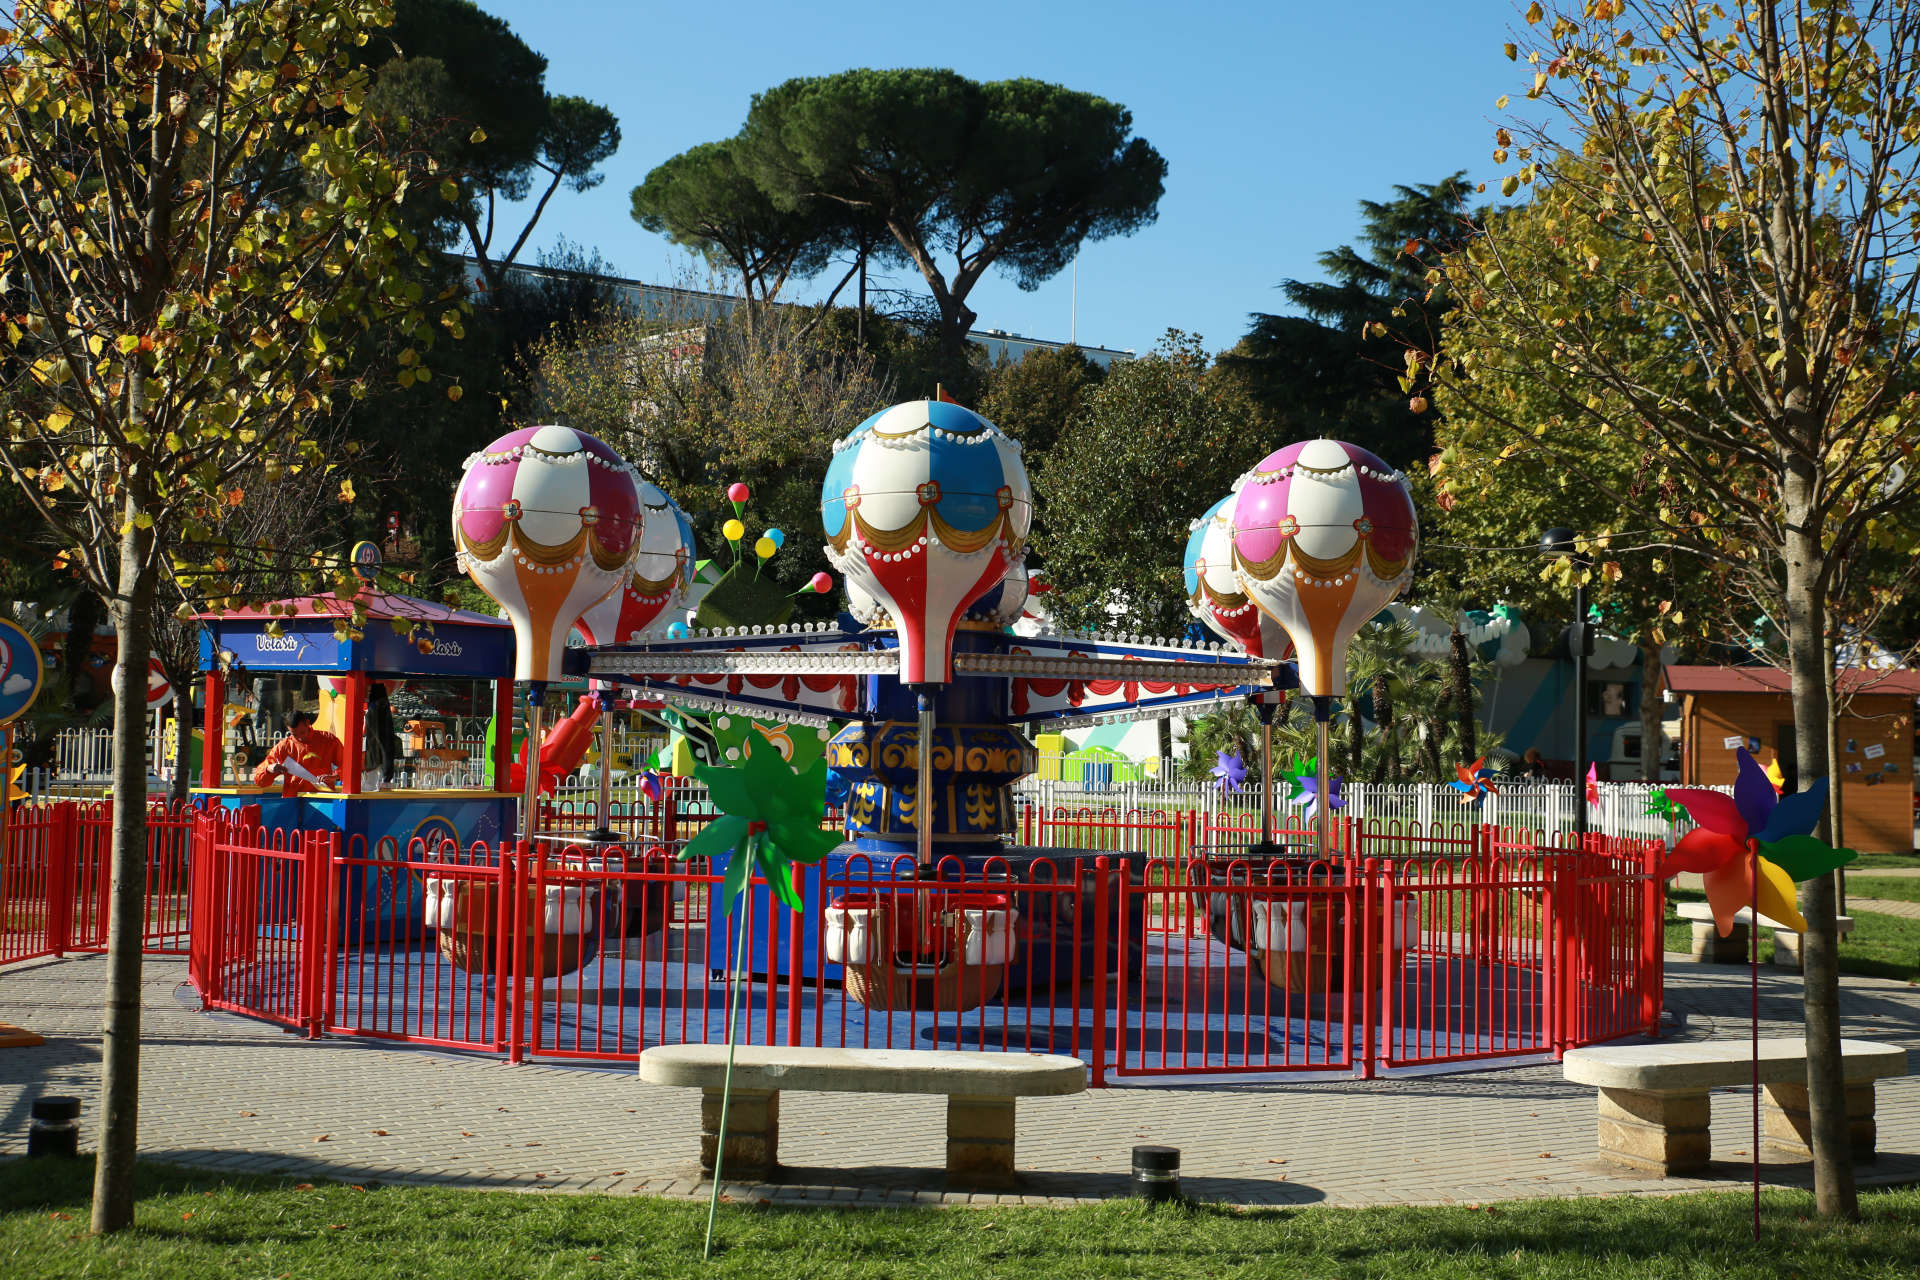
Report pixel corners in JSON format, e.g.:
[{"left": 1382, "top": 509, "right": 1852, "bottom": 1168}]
[{"left": 1450, "top": 757, "right": 1498, "bottom": 808}]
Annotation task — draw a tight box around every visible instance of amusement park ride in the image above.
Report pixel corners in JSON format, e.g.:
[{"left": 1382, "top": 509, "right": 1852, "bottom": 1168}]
[
  {"left": 430, "top": 399, "right": 1418, "bottom": 1001},
  {"left": 194, "top": 396, "right": 1419, "bottom": 1009}
]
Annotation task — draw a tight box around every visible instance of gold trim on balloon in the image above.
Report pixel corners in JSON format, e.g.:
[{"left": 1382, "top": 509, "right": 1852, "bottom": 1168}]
[{"left": 829, "top": 501, "right": 1024, "bottom": 559}]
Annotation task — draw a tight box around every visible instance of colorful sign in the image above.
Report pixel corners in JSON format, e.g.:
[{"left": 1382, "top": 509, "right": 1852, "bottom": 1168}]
[
  {"left": 0, "top": 618, "right": 45, "bottom": 727},
  {"left": 351, "top": 540, "right": 382, "bottom": 582}
]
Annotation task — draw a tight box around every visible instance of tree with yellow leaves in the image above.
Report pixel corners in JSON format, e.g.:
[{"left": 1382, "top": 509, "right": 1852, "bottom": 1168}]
[
  {"left": 1431, "top": 2, "right": 1920, "bottom": 1219},
  {"left": 0, "top": 0, "right": 451, "bottom": 1233}
]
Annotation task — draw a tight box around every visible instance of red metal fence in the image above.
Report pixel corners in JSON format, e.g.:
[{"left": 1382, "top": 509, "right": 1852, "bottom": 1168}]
[
  {"left": 2, "top": 799, "right": 1665, "bottom": 1081},
  {"left": 1, "top": 800, "right": 194, "bottom": 966},
  {"left": 149, "top": 806, "right": 1666, "bottom": 1080}
]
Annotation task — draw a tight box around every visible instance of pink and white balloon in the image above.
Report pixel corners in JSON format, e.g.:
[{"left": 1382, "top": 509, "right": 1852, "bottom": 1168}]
[
  {"left": 575, "top": 480, "right": 696, "bottom": 645},
  {"left": 1229, "top": 440, "right": 1417, "bottom": 699},
  {"left": 1184, "top": 493, "right": 1292, "bottom": 660},
  {"left": 452, "top": 425, "right": 642, "bottom": 683},
  {"left": 820, "top": 400, "right": 1031, "bottom": 684}
]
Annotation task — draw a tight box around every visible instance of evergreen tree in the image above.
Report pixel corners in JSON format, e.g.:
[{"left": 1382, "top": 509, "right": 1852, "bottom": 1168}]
[{"left": 1220, "top": 175, "right": 1474, "bottom": 470}]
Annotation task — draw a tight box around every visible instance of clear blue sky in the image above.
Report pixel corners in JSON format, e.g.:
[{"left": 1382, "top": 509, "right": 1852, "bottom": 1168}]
[{"left": 472, "top": 0, "right": 1536, "bottom": 357}]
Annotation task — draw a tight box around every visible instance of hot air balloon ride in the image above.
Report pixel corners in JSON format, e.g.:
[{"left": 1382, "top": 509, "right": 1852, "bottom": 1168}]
[
  {"left": 821, "top": 399, "right": 1033, "bottom": 867},
  {"left": 572, "top": 479, "right": 697, "bottom": 839},
  {"left": 1185, "top": 493, "right": 1292, "bottom": 660},
  {"left": 1230, "top": 440, "right": 1418, "bottom": 856},
  {"left": 447, "top": 425, "right": 644, "bottom": 977}
]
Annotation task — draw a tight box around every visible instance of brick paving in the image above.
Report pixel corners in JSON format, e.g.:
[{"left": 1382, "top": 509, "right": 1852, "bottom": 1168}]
[
  {"left": 1847, "top": 898, "right": 1920, "bottom": 920},
  {"left": 1, "top": 952, "right": 1916, "bottom": 1208}
]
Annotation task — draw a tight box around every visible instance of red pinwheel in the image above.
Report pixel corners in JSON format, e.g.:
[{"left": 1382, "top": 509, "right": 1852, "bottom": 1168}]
[
  {"left": 1450, "top": 757, "right": 1498, "bottom": 807},
  {"left": 1661, "top": 748, "right": 1855, "bottom": 937},
  {"left": 1585, "top": 761, "right": 1600, "bottom": 809}
]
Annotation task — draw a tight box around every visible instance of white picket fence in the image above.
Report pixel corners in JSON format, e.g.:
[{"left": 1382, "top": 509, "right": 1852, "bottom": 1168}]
[{"left": 1012, "top": 769, "right": 1709, "bottom": 843}]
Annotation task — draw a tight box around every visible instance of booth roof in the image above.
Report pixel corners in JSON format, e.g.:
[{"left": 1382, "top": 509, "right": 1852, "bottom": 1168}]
[
  {"left": 1664, "top": 663, "right": 1920, "bottom": 697},
  {"left": 199, "top": 589, "right": 507, "bottom": 629}
]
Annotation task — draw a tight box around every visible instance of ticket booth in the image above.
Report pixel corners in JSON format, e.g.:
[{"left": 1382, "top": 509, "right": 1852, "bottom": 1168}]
[{"left": 194, "top": 588, "right": 519, "bottom": 940}]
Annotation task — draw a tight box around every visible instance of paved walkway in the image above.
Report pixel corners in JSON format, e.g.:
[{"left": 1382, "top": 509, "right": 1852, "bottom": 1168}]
[
  {"left": 1850, "top": 898, "right": 1920, "bottom": 919},
  {"left": 1, "top": 953, "right": 1916, "bottom": 1208}
]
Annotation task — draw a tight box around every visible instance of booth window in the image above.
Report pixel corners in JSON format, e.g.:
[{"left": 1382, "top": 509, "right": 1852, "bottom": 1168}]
[
  {"left": 217, "top": 672, "right": 332, "bottom": 787},
  {"left": 372, "top": 679, "right": 495, "bottom": 791}
]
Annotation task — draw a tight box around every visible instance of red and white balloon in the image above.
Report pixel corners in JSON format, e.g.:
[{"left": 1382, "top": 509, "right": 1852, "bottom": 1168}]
[
  {"left": 1184, "top": 493, "right": 1292, "bottom": 659},
  {"left": 575, "top": 480, "right": 696, "bottom": 645}
]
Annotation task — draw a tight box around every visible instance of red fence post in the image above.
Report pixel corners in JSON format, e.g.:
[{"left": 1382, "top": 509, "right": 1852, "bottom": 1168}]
[
  {"left": 1359, "top": 858, "right": 1377, "bottom": 1079},
  {"left": 300, "top": 831, "right": 325, "bottom": 1038},
  {"left": 47, "top": 801, "right": 76, "bottom": 956},
  {"left": 1090, "top": 856, "right": 1110, "bottom": 1087},
  {"left": 787, "top": 863, "right": 804, "bottom": 1048},
  {"left": 1640, "top": 838, "right": 1664, "bottom": 1036},
  {"left": 507, "top": 840, "right": 528, "bottom": 1064}
]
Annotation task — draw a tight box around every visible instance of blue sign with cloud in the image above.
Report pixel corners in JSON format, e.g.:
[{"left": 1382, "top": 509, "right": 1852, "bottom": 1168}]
[{"left": 0, "top": 618, "right": 45, "bottom": 727}]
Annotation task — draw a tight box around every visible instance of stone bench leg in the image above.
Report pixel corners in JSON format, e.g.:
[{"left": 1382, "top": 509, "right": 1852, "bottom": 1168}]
[
  {"left": 1691, "top": 920, "right": 1749, "bottom": 963},
  {"left": 947, "top": 1095, "right": 1016, "bottom": 1187},
  {"left": 1771, "top": 929, "right": 1804, "bottom": 972},
  {"left": 700, "top": 1086, "right": 779, "bottom": 1182},
  {"left": 1596, "top": 1087, "right": 1711, "bottom": 1175},
  {"left": 1762, "top": 1082, "right": 1877, "bottom": 1163}
]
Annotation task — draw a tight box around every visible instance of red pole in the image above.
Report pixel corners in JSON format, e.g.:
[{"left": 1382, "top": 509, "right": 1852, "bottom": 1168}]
[
  {"left": 786, "top": 862, "right": 804, "bottom": 1047},
  {"left": 202, "top": 670, "right": 225, "bottom": 788},
  {"left": 506, "top": 840, "right": 526, "bottom": 1064},
  {"left": 341, "top": 672, "right": 368, "bottom": 795},
  {"left": 1641, "top": 838, "right": 1664, "bottom": 1036},
  {"left": 491, "top": 678, "right": 513, "bottom": 792},
  {"left": 1090, "top": 856, "right": 1110, "bottom": 1087}
]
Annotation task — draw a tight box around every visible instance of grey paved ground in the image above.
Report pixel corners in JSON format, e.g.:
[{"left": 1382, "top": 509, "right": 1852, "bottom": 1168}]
[{"left": 2, "top": 952, "right": 1916, "bottom": 1208}]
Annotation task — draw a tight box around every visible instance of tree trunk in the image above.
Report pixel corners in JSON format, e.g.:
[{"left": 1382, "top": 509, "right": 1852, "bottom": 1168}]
[
  {"left": 1347, "top": 696, "right": 1363, "bottom": 781},
  {"left": 1783, "top": 467, "right": 1856, "bottom": 1220},
  {"left": 1639, "top": 639, "right": 1663, "bottom": 782},
  {"left": 1373, "top": 672, "right": 1396, "bottom": 783},
  {"left": 1449, "top": 626, "right": 1476, "bottom": 763},
  {"left": 92, "top": 515, "right": 156, "bottom": 1235},
  {"left": 168, "top": 679, "right": 193, "bottom": 808}
]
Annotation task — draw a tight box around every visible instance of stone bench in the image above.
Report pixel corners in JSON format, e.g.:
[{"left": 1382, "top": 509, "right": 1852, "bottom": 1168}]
[
  {"left": 1674, "top": 902, "right": 1854, "bottom": 969},
  {"left": 637, "top": 1045, "right": 1086, "bottom": 1188},
  {"left": 1562, "top": 1038, "right": 1906, "bottom": 1175}
]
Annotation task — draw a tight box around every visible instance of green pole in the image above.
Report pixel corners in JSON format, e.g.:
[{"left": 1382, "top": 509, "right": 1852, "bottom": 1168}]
[{"left": 703, "top": 834, "right": 755, "bottom": 1261}]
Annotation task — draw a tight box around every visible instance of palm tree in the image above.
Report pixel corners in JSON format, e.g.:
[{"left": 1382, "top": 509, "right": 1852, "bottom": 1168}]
[
  {"left": 1346, "top": 619, "right": 1418, "bottom": 782},
  {"left": 1416, "top": 591, "right": 1479, "bottom": 765}
]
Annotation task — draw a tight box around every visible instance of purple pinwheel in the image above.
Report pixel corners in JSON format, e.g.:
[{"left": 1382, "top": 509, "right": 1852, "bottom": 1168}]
[
  {"left": 1211, "top": 750, "right": 1248, "bottom": 795},
  {"left": 1295, "top": 771, "right": 1344, "bottom": 821},
  {"left": 1662, "top": 748, "right": 1855, "bottom": 937}
]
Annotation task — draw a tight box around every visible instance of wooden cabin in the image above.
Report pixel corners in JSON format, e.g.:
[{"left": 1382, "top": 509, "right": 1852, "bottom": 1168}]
[{"left": 1667, "top": 665, "right": 1919, "bottom": 854}]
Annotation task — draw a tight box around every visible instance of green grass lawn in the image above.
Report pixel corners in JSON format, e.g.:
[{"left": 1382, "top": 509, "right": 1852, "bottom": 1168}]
[
  {"left": 1664, "top": 887, "right": 1920, "bottom": 981},
  {"left": 1847, "top": 877, "right": 1920, "bottom": 904},
  {"left": 3, "top": 1159, "right": 1920, "bottom": 1280}
]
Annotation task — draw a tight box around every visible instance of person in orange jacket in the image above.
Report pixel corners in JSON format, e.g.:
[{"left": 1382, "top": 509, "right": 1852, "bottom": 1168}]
[{"left": 251, "top": 709, "right": 343, "bottom": 796}]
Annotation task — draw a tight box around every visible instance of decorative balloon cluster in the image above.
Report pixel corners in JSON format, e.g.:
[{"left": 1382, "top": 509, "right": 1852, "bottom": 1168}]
[{"left": 716, "top": 482, "right": 832, "bottom": 595}]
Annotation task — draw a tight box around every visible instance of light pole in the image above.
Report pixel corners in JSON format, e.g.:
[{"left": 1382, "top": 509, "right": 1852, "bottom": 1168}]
[{"left": 1541, "top": 528, "right": 1591, "bottom": 840}]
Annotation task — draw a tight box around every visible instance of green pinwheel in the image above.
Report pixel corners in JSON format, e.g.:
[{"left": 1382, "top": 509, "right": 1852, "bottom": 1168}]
[
  {"left": 1643, "top": 787, "right": 1681, "bottom": 821},
  {"left": 679, "top": 741, "right": 842, "bottom": 913}
]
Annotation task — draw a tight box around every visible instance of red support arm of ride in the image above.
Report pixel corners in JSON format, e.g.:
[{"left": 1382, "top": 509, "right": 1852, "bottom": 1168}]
[
  {"left": 202, "top": 670, "right": 225, "bottom": 788},
  {"left": 340, "top": 673, "right": 368, "bottom": 795}
]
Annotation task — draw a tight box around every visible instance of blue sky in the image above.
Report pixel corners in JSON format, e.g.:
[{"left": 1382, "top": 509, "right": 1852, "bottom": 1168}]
[{"left": 470, "top": 0, "right": 1536, "bottom": 357}]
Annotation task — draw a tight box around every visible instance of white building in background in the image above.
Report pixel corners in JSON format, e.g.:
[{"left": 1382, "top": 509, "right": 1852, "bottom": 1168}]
[{"left": 454, "top": 256, "right": 1136, "bottom": 369}]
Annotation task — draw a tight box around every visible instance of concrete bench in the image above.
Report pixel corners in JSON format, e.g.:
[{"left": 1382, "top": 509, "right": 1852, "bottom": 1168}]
[
  {"left": 638, "top": 1045, "right": 1086, "bottom": 1188},
  {"left": 1674, "top": 902, "right": 1854, "bottom": 969},
  {"left": 1562, "top": 1038, "right": 1906, "bottom": 1175}
]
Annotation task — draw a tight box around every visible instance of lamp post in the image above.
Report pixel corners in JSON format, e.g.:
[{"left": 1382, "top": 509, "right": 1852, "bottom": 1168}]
[{"left": 1541, "top": 527, "right": 1591, "bottom": 840}]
